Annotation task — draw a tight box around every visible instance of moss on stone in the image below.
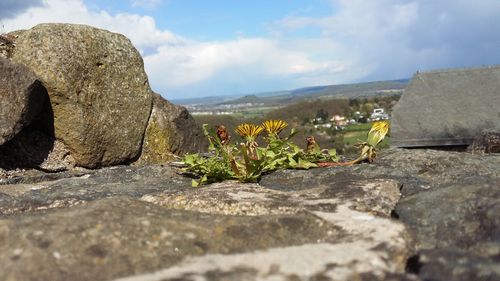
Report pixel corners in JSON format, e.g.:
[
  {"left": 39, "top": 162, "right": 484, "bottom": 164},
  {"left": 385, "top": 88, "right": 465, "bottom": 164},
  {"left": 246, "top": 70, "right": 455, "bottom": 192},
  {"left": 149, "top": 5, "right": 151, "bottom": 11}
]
[{"left": 140, "top": 118, "right": 176, "bottom": 164}]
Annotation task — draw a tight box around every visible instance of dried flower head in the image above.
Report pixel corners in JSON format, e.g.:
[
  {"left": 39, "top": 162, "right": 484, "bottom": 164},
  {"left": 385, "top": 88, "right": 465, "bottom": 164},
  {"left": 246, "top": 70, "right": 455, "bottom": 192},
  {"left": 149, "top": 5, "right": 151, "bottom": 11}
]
[
  {"left": 216, "top": 125, "right": 231, "bottom": 145},
  {"left": 262, "top": 120, "right": 288, "bottom": 136},
  {"left": 235, "top": 123, "right": 263, "bottom": 141},
  {"left": 306, "top": 136, "right": 320, "bottom": 153}
]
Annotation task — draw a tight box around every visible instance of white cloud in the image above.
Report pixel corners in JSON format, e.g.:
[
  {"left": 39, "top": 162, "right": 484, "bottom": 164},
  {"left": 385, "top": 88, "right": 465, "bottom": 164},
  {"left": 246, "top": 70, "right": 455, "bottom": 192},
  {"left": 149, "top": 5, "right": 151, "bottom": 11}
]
[
  {"left": 1, "top": 0, "right": 183, "bottom": 53},
  {"left": 144, "top": 38, "right": 349, "bottom": 92},
  {"left": 1, "top": 0, "right": 351, "bottom": 98},
  {"left": 3, "top": 0, "right": 500, "bottom": 98},
  {"left": 274, "top": 0, "right": 500, "bottom": 81}
]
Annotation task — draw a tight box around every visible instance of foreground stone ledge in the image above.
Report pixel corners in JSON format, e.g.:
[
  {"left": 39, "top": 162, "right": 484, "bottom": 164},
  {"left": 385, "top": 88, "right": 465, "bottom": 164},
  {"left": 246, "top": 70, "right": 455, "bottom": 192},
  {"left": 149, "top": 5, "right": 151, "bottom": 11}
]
[
  {"left": 1, "top": 197, "right": 352, "bottom": 281},
  {"left": 0, "top": 195, "right": 412, "bottom": 281},
  {"left": 113, "top": 242, "right": 412, "bottom": 281},
  {"left": 0, "top": 165, "right": 190, "bottom": 215},
  {"left": 0, "top": 148, "right": 498, "bottom": 280},
  {"left": 140, "top": 178, "right": 401, "bottom": 217},
  {"left": 0, "top": 158, "right": 413, "bottom": 281}
]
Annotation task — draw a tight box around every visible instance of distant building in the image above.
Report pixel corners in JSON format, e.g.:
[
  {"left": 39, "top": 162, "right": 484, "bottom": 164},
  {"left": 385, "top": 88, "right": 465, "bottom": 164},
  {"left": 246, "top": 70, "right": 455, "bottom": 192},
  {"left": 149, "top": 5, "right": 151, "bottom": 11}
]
[
  {"left": 370, "top": 108, "right": 389, "bottom": 120},
  {"left": 329, "top": 115, "right": 347, "bottom": 130}
]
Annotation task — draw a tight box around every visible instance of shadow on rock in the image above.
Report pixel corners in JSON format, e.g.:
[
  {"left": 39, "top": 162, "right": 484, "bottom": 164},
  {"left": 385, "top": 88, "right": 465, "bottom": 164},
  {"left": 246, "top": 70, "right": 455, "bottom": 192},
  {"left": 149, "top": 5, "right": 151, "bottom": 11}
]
[{"left": 0, "top": 83, "right": 69, "bottom": 172}]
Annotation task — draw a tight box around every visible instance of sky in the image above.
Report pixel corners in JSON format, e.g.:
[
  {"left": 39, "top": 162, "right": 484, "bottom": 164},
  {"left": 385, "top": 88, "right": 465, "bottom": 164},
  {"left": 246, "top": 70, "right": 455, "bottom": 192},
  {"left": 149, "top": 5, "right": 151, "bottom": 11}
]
[{"left": 1, "top": 0, "right": 500, "bottom": 100}]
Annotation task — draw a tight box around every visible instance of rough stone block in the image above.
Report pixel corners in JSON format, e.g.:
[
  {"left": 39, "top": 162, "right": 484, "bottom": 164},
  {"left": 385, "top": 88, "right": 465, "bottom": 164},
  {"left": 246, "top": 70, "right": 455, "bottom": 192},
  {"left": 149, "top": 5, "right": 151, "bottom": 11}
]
[
  {"left": 0, "top": 58, "right": 45, "bottom": 145},
  {"left": 11, "top": 23, "right": 153, "bottom": 168},
  {"left": 391, "top": 66, "right": 500, "bottom": 147}
]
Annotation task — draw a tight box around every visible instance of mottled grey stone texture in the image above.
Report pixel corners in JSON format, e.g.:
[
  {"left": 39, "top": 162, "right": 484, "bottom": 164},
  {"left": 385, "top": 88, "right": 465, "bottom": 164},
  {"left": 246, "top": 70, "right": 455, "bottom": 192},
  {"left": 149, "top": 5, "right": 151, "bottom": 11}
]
[
  {"left": 391, "top": 66, "right": 500, "bottom": 147},
  {"left": 11, "top": 23, "right": 153, "bottom": 168},
  {"left": 1, "top": 148, "right": 498, "bottom": 280},
  {"left": 0, "top": 154, "right": 414, "bottom": 281},
  {"left": 0, "top": 58, "right": 45, "bottom": 145},
  {"left": 136, "top": 93, "right": 205, "bottom": 165}
]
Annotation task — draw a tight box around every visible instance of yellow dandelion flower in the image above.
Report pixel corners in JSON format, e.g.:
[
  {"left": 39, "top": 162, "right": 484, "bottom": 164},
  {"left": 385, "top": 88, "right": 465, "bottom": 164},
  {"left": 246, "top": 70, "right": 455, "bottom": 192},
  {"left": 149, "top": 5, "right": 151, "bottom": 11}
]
[
  {"left": 262, "top": 120, "right": 288, "bottom": 136},
  {"left": 367, "top": 120, "right": 390, "bottom": 147},
  {"left": 235, "top": 123, "right": 263, "bottom": 140}
]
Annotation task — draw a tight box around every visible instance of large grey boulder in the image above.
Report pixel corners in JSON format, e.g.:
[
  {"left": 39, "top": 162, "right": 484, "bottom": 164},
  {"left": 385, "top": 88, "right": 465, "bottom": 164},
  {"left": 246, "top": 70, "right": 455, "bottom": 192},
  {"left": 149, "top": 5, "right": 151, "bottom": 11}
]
[
  {"left": 10, "top": 23, "right": 153, "bottom": 168},
  {"left": 0, "top": 34, "right": 15, "bottom": 59},
  {"left": 0, "top": 57, "right": 45, "bottom": 145},
  {"left": 136, "top": 93, "right": 204, "bottom": 164},
  {"left": 391, "top": 66, "right": 500, "bottom": 147}
]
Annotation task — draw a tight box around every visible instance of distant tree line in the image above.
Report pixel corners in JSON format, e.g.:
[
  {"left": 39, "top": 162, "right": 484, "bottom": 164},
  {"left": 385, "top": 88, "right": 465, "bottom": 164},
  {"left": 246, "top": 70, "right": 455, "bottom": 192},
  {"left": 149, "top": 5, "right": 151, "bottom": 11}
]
[{"left": 193, "top": 95, "right": 401, "bottom": 152}]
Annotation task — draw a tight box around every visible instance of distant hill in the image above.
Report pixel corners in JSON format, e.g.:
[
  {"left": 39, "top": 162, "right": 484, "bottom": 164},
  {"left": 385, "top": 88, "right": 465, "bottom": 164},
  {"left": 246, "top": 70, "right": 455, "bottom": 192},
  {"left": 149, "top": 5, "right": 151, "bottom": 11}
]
[
  {"left": 223, "top": 79, "right": 409, "bottom": 106},
  {"left": 171, "top": 95, "right": 240, "bottom": 105},
  {"left": 172, "top": 79, "right": 409, "bottom": 106}
]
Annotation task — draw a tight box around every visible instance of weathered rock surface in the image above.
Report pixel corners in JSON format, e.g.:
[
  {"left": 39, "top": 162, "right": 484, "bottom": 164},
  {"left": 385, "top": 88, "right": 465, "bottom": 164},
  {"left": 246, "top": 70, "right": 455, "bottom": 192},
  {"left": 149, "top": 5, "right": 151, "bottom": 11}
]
[
  {"left": 0, "top": 165, "right": 189, "bottom": 215},
  {"left": 263, "top": 148, "right": 500, "bottom": 281},
  {"left": 468, "top": 130, "right": 500, "bottom": 154},
  {"left": 397, "top": 175, "right": 500, "bottom": 250},
  {"left": 0, "top": 128, "right": 76, "bottom": 172},
  {"left": 0, "top": 156, "right": 413, "bottom": 280},
  {"left": 262, "top": 149, "right": 500, "bottom": 199},
  {"left": 391, "top": 66, "right": 500, "bottom": 147},
  {"left": 0, "top": 148, "right": 498, "bottom": 280},
  {"left": 0, "top": 58, "right": 46, "bottom": 145},
  {"left": 408, "top": 249, "right": 500, "bottom": 281},
  {"left": 10, "top": 23, "right": 153, "bottom": 168},
  {"left": 0, "top": 34, "right": 15, "bottom": 59},
  {"left": 1, "top": 198, "right": 343, "bottom": 281},
  {"left": 136, "top": 93, "right": 204, "bottom": 165}
]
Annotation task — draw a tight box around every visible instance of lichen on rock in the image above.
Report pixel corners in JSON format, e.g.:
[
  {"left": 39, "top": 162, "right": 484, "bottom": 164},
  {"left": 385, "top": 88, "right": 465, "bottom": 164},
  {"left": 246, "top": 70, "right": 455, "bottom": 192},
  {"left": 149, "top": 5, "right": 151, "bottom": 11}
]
[{"left": 136, "top": 93, "right": 204, "bottom": 165}]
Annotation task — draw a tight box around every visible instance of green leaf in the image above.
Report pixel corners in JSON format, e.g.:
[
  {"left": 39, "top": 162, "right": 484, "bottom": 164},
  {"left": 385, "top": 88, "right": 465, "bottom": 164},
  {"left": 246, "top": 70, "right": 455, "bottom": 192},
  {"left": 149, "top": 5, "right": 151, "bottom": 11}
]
[
  {"left": 202, "top": 124, "right": 216, "bottom": 151},
  {"left": 255, "top": 147, "right": 266, "bottom": 159},
  {"left": 265, "top": 150, "right": 276, "bottom": 158},
  {"left": 287, "top": 155, "right": 298, "bottom": 167},
  {"left": 297, "top": 158, "right": 318, "bottom": 169},
  {"left": 288, "top": 143, "right": 302, "bottom": 154},
  {"left": 240, "top": 144, "right": 251, "bottom": 172},
  {"left": 199, "top": 175, "right": 208, "bottom": 185},
  {"left": 183, "top": 153, "right": 199, "bottom": 166}
]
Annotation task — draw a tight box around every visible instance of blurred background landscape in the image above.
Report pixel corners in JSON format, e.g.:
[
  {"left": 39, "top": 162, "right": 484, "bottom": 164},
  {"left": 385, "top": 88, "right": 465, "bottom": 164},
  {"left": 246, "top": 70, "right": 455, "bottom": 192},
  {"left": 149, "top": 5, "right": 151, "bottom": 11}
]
[{"left": 175, "top": 79, "right": 407, "bottom": 154}]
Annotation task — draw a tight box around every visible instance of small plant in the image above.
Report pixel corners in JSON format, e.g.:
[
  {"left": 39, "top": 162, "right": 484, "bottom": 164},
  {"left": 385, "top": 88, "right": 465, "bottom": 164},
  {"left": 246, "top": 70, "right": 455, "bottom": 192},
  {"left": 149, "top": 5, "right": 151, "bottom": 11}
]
[
  {"left": 318, "top": 120, "right": 390, "bottom": 167},
  {"left": 182, "top": 120, "right": 337, "bottom": 186},
  {"left": 182, "top": 120, "right": 389, "bottom": 186}
]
